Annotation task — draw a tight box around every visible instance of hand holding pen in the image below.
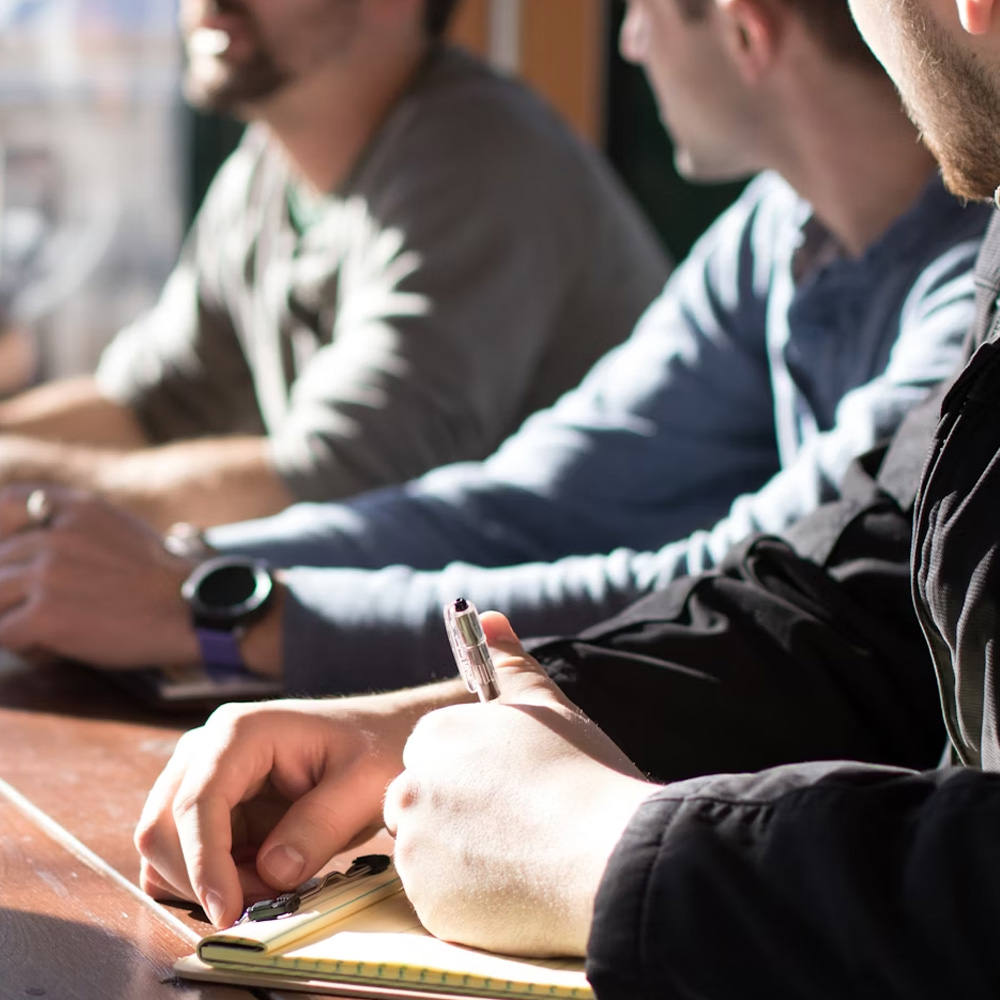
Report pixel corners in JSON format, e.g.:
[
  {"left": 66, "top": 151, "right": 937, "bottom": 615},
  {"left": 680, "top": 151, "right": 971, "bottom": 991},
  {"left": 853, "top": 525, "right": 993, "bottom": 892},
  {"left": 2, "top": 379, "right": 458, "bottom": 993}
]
[
  {"left": 386, "top": 611, "right": 652, "bottom": 957},
  {"left": 444, "top": 598, "right": 501, "bottom": 702}
]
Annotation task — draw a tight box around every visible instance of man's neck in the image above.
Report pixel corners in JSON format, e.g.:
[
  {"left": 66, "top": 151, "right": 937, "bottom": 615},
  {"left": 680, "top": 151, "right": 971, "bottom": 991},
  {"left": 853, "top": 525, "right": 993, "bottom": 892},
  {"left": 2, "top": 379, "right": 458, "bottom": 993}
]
[
  {"left": 250, "top": 36, "right": 432, "bottom": 194},
  {"left": 771, "top": 68, "right": 940, "bottom": 257}
]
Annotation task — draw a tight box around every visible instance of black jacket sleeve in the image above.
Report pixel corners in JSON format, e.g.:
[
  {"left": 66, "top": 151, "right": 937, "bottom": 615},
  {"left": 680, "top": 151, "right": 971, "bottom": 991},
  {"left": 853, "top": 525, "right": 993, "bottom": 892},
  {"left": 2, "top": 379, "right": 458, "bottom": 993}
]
[{"left": 587, "top": 761, "right": 1000, "bottom": 1000}]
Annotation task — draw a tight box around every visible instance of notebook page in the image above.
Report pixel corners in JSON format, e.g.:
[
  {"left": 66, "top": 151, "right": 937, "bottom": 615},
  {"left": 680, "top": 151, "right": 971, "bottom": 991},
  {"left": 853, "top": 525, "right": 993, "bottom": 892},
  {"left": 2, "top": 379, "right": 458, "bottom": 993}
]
[
  {"left": 249, "top": 892, "right": 589, "bottom": 994},
  {"left": 199, "top": 869, "right": 403, "bottom": 958}
]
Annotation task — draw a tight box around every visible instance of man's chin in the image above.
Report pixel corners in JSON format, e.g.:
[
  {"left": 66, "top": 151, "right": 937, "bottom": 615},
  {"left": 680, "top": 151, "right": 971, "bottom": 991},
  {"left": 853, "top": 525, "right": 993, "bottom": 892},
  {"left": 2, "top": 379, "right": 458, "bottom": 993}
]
[
  {"left": 183, "top": 69, "right": 282, "bottom": 116},
  {"left": 931, "top": 143, "right": 1000, "bottom": 203},
  {"left": 672, "top": 151, "right": 753, "bottom": 186},
  {"left": 938, "top": 169, "right": 997, "bottom": 204}
]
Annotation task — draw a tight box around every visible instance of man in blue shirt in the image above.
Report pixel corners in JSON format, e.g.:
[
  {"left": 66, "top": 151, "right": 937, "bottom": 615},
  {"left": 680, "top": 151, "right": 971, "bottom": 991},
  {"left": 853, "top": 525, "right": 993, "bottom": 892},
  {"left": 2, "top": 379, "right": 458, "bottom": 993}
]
[{"left": 0, "top": 0, "right": 989, "bottom": 690}]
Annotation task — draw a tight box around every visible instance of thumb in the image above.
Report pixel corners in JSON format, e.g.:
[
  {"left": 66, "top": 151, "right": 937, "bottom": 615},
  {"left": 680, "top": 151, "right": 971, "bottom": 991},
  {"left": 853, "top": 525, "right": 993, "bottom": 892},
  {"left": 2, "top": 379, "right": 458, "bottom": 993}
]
[
  {"left": 254, "top": 777, "right": 373, "bottom": 891},
  {"left": 480, "top": 611, "right": 571, "bottom": 708}
]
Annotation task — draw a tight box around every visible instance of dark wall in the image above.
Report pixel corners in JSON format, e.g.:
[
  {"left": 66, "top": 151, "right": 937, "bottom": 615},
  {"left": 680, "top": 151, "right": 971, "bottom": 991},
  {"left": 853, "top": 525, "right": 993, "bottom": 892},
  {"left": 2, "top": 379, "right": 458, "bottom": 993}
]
[{"left": 184, "top": 109, "right": 244, "bottom": 226}]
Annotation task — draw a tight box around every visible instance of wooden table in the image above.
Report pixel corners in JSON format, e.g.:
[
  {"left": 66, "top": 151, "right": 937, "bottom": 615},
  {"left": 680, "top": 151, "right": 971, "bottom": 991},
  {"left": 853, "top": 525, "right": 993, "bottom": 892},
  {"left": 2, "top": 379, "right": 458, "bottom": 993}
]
[{"left": 0, "top": 653, "right": 311, "bottom": 999}]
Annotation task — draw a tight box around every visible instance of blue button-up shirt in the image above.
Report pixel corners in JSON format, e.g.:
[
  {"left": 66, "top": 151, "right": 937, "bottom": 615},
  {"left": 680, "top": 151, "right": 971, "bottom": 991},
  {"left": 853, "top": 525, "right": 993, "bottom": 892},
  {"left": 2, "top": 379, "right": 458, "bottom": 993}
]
[{"left": 210, "top": 171, "right": 990, "bottom": 694}]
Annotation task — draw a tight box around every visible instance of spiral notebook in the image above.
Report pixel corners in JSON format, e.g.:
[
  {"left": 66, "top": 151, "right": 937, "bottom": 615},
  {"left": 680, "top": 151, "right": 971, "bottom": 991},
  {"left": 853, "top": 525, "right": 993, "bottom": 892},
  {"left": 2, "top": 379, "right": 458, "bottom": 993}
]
[{"left": 174, "top": 856, "right": 592, "bottom": 999}]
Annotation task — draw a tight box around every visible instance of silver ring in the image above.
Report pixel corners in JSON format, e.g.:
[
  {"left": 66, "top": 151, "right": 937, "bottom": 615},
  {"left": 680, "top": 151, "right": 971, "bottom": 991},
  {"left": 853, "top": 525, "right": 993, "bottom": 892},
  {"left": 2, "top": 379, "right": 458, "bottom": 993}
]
[{"left": 25, "top": 489, "right": 54, "bottom": 529}]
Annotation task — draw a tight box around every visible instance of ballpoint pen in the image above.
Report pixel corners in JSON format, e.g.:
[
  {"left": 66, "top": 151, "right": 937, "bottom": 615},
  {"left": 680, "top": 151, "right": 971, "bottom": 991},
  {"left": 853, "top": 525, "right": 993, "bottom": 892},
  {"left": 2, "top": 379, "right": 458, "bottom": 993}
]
[{"left": 444, "top": 598, "right": 501, "bottom": 702}]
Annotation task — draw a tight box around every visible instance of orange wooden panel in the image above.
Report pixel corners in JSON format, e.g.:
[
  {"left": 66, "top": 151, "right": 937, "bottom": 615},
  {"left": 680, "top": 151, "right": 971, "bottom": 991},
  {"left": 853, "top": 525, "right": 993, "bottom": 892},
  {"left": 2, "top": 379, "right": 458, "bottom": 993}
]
[
  {"left": 447, "top": 0, "right": 490, "bottom": 55},
  {"left": 520, "top": 0, "right": 606, "bottom": 144},
  {"left": 448, "top": 0, "right": 606, "bottom": 144}
]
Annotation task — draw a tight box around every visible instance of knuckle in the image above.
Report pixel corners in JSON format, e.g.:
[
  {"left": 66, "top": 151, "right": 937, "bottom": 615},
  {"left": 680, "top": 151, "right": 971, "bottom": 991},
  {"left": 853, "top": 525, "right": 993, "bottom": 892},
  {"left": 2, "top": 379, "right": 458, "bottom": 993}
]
[
  {"left": 171, "top": 786, "right": 204, "bottom": 825},
  {"left": 206, "top": 701, "right": 251, "bottom": 732},
  {"left": 385, "top": 773, "right": 419, "bottom": 820},
  {"left": 0, "top": 622, "right": 26, "bottom": 652},
  {"left": 0, "top": 605, "right": 41, "bottom": 650},
  {"left": 70, "top": 491, "right": 102, "bottom": 522},
  {"left": 172, "top": 726, "right": 204, "bottom": 755},
  {"left": 394, "top": 776, "right": 420, "bottom": 812},
  {"left": 32, "top": 545, "right": 61, "bottom": 584},
  {"left": 391, "top": 834, "right": 416, "bottom": 878},
  {"left": 133, "top": 815, "right": 159, "bottom": 857}
]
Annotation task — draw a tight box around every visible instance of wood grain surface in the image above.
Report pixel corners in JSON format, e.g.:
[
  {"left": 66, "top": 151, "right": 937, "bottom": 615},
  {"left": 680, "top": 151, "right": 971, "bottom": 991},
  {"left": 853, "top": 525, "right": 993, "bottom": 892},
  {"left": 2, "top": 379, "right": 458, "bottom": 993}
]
[
  {"left": 0, "top": 655, "right": 204, "bottom": 892},
  {"left": 0, "top": 775, "right": 250, "bottom": 999},
  {"left": 0, "top": 653, "right": 395, "bottom": 999}
]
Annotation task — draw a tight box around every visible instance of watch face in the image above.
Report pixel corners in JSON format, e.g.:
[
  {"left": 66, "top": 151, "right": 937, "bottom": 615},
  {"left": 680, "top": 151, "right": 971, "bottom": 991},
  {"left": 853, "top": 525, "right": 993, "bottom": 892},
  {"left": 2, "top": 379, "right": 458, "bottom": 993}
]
[
  {"left": 199, "top": 562, "right": 259, "bottom": 609},
  {"left": 183, "top": 556, "right": 273, "bottom": 629}
]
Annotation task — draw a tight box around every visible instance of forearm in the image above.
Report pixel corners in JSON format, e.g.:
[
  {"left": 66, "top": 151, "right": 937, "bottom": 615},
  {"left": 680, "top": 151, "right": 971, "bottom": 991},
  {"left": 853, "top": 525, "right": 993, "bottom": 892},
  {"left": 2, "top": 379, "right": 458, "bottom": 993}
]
[
  {"left": 329, "top": 676, "right": 474, "bottom": 730},
  {"left": 589, "top": 763, "right": 1000, "bottom": 1000},
  {"left": 206, "top": 458, "right": 630, "bottom": 574},
  {"left": 269, "top": 550, "right": 674, "bottom": 696},
  {"left": 0, "top": 434, "right": 294, "bottom": 531},
  {"left": 96, "top": 436, "right": 294, "bottom": 529},
  {"left": 0, "top": 376, "right": 148, "bottom": 447}
]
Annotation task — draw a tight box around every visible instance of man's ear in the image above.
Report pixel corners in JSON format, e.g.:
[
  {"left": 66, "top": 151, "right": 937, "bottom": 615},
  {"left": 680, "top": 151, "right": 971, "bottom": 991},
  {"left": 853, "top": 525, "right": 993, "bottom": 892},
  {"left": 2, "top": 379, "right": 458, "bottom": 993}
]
[
  {"left": 957, "top": 0, "right": 996, "bottom": 35},
  {"left": 715, "top": 0, "right": 780, "bottom": 83}
]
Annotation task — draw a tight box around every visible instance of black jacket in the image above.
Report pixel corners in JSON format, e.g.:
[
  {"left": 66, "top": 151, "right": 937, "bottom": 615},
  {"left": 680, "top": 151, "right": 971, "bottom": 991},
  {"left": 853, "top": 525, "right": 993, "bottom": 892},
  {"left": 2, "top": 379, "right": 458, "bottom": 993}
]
[{"left": 582, "top": 211, "right": 1000, "bottom": 999}]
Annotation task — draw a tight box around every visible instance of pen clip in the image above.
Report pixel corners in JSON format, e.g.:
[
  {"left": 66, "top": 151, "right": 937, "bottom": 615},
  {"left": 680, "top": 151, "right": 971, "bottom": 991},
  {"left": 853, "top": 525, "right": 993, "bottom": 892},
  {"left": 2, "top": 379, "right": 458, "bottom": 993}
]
[{"left": 444, "top": 598, "right": 501, "bottom": 702}]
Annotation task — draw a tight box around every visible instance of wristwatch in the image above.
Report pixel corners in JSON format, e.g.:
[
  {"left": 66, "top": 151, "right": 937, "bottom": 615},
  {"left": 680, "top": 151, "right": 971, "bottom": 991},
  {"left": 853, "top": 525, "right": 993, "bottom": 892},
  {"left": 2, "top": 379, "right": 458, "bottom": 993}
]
[{"left": 181, "top": 555, "right": 274, "bottom": 673}]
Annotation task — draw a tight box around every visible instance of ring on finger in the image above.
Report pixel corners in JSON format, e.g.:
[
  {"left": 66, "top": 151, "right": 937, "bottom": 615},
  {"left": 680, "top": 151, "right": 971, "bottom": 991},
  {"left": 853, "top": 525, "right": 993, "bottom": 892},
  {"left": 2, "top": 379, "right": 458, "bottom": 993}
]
[{"left": 25, "top": 489, "right": 54, "bottom": 529}]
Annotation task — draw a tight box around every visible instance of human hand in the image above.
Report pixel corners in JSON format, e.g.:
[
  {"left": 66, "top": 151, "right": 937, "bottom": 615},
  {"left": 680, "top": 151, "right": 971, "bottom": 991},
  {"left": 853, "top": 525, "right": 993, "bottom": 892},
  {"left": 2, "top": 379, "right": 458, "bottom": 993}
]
[
  {"left": 0, "top": 433, "right": 64, "bottom": 484},
  {"left": 135, "top": 683, "right": 465, "bottom": 928},
  {"left": 0, "top": 484, "right": 199, "bottom": 666},
  {"left": 383, "top": 613, "right": 656, "bottom": 958}
]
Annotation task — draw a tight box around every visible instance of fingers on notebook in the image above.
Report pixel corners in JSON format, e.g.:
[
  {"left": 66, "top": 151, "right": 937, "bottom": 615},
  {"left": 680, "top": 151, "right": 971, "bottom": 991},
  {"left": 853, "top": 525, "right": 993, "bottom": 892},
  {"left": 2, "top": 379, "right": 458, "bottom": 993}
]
[
  {"left": 135, "top": 737, "right": 196, "bottom": 897},
  {"left": 174, "top": 789, "right": 246, "bottom": 927},
  {"left": 255, "top": 768, "right": 377, "bottom": 891},
  {"left": 135, "top": 726, "right": 245, "bottom": 925},
  {"left": 138, "top": 856, "right": 184, "bottom": 901}
]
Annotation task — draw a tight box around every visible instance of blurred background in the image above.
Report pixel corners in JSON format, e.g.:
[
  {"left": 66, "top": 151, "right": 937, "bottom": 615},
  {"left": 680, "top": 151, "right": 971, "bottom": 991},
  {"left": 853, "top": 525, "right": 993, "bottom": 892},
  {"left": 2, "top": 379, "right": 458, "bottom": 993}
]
[{"left": 0, "top": 0, "right": 744, "bottom": 397}]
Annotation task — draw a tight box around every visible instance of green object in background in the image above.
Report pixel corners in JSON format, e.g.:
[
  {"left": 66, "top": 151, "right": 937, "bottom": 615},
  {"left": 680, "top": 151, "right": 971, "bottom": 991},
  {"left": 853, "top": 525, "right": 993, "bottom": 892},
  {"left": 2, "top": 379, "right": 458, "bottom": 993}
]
[{"left": 604, "top": 6, "right": 747, "bottom": 262}]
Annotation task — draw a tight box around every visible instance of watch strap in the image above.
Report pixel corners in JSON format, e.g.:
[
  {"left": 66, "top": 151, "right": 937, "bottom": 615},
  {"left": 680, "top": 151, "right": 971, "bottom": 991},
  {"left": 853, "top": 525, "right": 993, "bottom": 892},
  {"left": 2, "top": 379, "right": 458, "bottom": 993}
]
[{"left": 195, "top": 627, "right": 247, "bottom": 677}]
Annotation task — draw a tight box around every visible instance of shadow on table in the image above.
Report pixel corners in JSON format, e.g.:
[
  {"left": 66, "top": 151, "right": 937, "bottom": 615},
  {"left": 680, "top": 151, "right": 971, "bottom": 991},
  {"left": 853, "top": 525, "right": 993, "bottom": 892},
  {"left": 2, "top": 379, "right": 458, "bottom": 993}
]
[
  {"left": 0, "top": 652, "right": 209, "bottom": 729},
  {"left": 0, "top": 908, "right": 232, "bottom": 999}
]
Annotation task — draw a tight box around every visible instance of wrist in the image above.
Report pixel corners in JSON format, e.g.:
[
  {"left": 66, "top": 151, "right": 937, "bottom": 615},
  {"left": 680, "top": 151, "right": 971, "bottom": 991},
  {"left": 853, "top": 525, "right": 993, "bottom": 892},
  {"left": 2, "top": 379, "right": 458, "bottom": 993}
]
[
  {"left": 179, "top": 554, "right": 277, "bottom": 676},
  {"left": 570, "top": 774, "right": 659, "bottom": 954},
  {"left": 327, "top": 680, "right": 472, "bottom": 785},
  {"left": 236, "top": 577, "right": 286, "bottom": 679},
  {"left": 367, "top": 677, "right": 472, "bottom": 726},
  {"left": 157, "top": 556, "right": 206, "bottom": 667}
]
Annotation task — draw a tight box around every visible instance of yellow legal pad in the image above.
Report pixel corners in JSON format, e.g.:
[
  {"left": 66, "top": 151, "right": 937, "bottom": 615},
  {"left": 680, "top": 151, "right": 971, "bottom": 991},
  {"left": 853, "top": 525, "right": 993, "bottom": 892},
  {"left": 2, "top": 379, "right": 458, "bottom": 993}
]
[{"left": 175, "top": 859, "right": 593, "bottom": 999}]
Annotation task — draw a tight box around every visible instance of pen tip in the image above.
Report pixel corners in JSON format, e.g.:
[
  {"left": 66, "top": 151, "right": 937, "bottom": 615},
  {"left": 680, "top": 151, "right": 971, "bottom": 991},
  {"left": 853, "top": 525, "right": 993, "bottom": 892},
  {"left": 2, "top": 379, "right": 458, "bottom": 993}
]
[{"left": 453, "top": 597, "right": 469, "bottom": 612}]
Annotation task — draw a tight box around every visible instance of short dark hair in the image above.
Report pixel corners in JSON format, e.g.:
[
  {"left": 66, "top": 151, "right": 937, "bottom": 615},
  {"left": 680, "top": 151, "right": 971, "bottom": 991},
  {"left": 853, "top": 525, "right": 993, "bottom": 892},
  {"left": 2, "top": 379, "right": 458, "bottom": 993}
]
[
  {"left": 425, "top": 0, "right": 462, "bottom": 39},
  {"left": 676, "top": 0, "right": 880, "bottom": 71}
]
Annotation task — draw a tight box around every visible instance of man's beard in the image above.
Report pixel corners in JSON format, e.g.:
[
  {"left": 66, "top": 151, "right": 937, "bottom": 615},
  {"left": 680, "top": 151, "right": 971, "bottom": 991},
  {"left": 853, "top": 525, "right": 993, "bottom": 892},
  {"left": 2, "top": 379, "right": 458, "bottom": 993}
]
[
  {"left": 890, "top": 0, "right": 1000, "bottom": 202},
  {"left": 184, "top": 48, "right": 289, "bottom": 115},
  {"left": 182, "top": 0, "right": 361, "bottom": 116},
  {"left": 183, "top": 4, "right": 289, "bottom": 118}
]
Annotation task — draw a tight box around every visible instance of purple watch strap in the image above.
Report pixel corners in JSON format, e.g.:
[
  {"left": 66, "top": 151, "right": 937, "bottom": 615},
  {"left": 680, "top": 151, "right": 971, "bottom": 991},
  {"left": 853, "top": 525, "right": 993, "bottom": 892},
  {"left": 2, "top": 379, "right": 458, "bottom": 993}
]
[{"left": 195, "top": 627, "right": 247, "bottom": 677}]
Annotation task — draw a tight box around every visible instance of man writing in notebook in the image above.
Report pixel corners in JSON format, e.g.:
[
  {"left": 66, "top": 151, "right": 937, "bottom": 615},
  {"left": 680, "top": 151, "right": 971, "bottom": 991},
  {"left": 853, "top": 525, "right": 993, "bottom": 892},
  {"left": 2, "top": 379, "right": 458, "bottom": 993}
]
[
  {"left": 0, "top": 0, "right": 664, "bottom": 530},
  {"left": 138, "top": 0, "right": 1000, "bottom": 993},
  {"left": 0, "top": 0, "right": 986, "bottom": 681}
]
